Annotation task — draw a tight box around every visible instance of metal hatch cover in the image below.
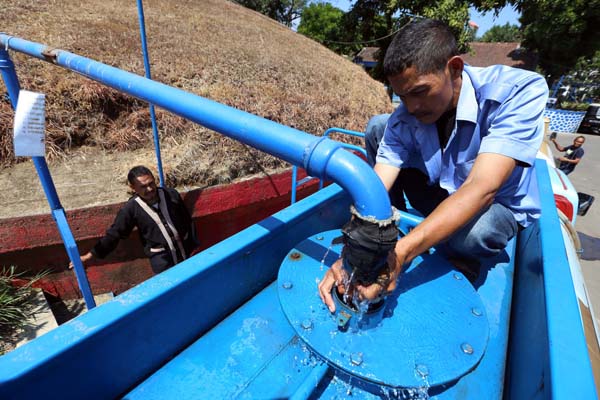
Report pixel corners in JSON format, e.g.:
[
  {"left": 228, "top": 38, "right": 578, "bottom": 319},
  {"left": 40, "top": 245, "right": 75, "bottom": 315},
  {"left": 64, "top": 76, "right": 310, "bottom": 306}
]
[{"left": 277, "top": 230, "right": 489, "bottom": 389}]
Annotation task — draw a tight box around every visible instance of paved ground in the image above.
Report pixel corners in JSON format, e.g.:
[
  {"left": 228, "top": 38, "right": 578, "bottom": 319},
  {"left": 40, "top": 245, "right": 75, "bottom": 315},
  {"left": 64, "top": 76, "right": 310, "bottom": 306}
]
[{"left": 549, "top": 132, "right": 600, "bottom": 322}]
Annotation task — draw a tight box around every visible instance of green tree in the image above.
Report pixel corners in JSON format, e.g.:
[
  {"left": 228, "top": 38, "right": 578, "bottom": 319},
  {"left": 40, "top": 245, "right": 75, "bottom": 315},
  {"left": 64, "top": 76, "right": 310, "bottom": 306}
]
[
  {"left": 365, "top": 0, "right": 473, "bottom": 81},
  {"left": 479, "top": 22, "right": 522, "bottom": 42},
  {"left": 560, "top": 51, "right": 600, "bottom": 103},
  {"left": 297, "top": 3, "right": 346, "bottom": 53},
  {"left": 471, "top": 0, "right": 600, "bottom": 81},
  {"left": 519, "top": 0, "right": 600, "bottom": 81},
  {"left": 418, "top": 0, "right": 472, "bottom": 52},
  {"left": 234, "top": 0, "right": 308, "bottom": 27}
]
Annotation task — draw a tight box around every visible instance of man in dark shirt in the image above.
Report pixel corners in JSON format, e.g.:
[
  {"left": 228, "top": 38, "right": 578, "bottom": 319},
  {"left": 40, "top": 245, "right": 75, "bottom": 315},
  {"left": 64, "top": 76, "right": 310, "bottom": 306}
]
[
  {"left": 551, "top": 135, "right": 585, "bottom": 175},
  {"left": 73, "top": 166, "right": 199, "bottom": 274}
]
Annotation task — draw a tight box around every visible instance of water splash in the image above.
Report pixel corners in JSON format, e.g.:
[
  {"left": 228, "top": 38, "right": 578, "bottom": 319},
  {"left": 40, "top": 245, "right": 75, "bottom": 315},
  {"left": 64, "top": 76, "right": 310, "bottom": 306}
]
[
  {"left": 380, "top": 386, "right": 431, "bottom": 400},
  {"left": 319, "top": 243, "right": 333, "bottom": 272}
]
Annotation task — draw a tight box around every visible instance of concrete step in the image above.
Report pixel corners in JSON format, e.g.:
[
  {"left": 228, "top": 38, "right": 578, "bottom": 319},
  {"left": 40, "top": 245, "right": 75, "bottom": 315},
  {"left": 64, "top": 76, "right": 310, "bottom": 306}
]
[{"left": 15, "top": 288, "right": 59, "bottom": 348}]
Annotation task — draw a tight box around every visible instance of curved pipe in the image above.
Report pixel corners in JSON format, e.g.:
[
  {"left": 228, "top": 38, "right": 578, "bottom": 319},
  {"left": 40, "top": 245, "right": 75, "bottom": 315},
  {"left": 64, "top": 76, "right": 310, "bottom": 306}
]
[{"left": 0, "top": 34, "right": 391, "bottom": 220}]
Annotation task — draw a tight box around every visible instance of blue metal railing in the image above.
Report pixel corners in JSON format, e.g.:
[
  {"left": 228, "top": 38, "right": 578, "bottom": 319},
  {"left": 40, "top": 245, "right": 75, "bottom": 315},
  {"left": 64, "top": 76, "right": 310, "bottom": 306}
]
[
  {"left": 290, "top": 127, "right": 366, "bottom": 204},
  {"left": 136, "top": 0, "right": 165, "bottom": 187},
  {"left": 0, "top": 34, "right": 392, "bottom": 220},
  {"left": 0, "top": 47, "right": 96, "bottom": 309}
]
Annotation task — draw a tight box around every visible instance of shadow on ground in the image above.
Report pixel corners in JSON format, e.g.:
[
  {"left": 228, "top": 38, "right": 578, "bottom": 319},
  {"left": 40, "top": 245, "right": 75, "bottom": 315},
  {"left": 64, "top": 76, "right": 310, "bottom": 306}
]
[{"left": 578, "top": 232, "right": 600, "bottom": 261}]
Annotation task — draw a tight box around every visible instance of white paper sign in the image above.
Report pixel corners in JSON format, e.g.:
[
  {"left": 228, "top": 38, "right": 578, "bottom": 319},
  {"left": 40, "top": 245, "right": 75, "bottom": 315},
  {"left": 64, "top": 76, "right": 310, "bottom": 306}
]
[{"left": 13, "top": 90, "right": 46, "bottom": 157}]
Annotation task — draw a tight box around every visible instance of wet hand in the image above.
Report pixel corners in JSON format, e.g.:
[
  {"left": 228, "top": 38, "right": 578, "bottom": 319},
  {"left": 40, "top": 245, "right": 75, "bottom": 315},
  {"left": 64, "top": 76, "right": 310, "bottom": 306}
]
[
  {"left": 69, "top": 252, "right": 93, "bottom": 270},
  {"left": 318, "top": 258, "right": 347, "bottom": 313},
  {"left": 356, "top": 249, "right": 405, "bottom": 301}
]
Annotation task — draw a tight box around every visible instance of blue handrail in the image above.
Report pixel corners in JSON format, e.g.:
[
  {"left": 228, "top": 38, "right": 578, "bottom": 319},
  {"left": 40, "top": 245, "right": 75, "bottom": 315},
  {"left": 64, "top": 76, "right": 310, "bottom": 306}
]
[
  {"left": 290, "top": 127, "right": 366, "bottom": 204},
  {"left": 0, "top": 34, "right": 393, "bottom": 221},
  {"left": 136, "top": 0, "right": 165, "bottom": 187}
]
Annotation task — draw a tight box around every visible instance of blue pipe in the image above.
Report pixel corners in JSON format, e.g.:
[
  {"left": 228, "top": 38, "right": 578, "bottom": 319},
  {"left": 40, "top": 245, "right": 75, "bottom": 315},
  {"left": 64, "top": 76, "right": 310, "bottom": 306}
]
[
  {"left": 0, "top": 47, "right": 96, "bottom": 309},
  {"left": 0, "top": 34, "right": 392, "bottom": 220},
  {"left": 320, "top": 127, "right": 367, "bottom": 190},
  {"left": 136, "top": 0, "right": 165, "bottom": 187}
]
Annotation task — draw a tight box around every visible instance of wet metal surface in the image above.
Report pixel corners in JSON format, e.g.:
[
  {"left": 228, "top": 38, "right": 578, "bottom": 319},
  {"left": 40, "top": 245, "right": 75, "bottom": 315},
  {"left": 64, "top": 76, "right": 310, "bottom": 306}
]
[{"left": 278, "top": 230, "right": 489, "bottom": 388}]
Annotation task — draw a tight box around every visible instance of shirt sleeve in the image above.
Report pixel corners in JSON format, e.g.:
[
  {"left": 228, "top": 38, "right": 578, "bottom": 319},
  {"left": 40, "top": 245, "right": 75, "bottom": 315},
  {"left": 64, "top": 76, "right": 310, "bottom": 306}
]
[
  {"left": 92, "top": 202, "right": 136, "bottom": 258},
  {"left": 375, "top": 112, "right": 412, "bottom": 168},
  {"left": 479, "top": 72, "right": 548, "bottom": 167}
]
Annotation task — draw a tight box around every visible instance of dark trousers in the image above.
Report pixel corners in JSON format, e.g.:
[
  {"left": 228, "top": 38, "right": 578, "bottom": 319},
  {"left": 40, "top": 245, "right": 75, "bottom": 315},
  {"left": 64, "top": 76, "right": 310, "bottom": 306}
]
[
  {"left": 149, "top": 251, "right": 176, "bottom": 274},
  {"left": 364, "top": 114, "right": 449, "bottom": 213},
  {"left": 394, "top": 168, "right": 448, "bottom": 217}
]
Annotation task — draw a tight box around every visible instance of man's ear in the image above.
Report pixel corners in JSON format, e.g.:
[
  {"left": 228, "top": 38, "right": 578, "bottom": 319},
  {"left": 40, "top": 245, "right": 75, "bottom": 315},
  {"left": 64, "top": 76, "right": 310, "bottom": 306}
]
[{"left": 447, "top": 56, "right": 464, "bottom": 79}]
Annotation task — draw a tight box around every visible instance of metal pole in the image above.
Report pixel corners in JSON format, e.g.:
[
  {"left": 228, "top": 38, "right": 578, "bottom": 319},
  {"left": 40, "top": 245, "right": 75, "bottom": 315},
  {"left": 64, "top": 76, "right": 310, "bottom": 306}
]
[
  {"left": 136, "top": 0, "right": 165, "bottom": 187},
  {"left": 0, "top": 47, "right": 96, "bottom": 309},
  {"left": 0, "top": 34, "right": 393, "bottom": 220}
]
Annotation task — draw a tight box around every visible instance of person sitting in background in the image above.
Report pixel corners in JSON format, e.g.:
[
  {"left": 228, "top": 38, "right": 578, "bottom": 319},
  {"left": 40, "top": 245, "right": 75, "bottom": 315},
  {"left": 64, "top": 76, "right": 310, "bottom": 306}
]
[
  {"left": 72, "top": 165, "right": 199, "bottom": 274},
  {"left": 551, "top": 134, "right": 585, "bottom": 175}
]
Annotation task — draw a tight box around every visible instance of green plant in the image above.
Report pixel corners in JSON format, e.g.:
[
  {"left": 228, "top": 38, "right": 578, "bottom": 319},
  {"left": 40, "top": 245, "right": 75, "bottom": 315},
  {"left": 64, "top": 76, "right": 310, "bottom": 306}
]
[
  {"left": 559, "top": 102, "right": 590, "bottom": 112},
  {"left": 0, "top": 267, "right": 48, "bottom": 345}
]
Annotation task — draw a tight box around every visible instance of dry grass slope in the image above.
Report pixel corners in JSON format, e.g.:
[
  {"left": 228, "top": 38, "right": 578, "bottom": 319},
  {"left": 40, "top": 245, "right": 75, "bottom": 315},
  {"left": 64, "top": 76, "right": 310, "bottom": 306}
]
[{"left": 0, "top": 0, "right": 392, "bottom": 217}]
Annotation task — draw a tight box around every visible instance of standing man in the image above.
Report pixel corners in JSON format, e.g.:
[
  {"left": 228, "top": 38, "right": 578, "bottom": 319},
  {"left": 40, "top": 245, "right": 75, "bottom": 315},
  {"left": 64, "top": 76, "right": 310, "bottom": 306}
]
[
  {"left": 551, "top": 134, "right": 585, "bottom": 175},
  {"left": 319, "top": 19, "right": 548, "bottom": 311},
  {"left": 74, "top": 166, "right": 199, "bottom": 274}
]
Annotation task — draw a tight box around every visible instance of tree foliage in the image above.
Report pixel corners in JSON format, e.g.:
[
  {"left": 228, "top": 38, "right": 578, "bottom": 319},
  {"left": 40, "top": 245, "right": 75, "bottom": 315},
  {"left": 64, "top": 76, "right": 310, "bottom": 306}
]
[
  {"left": 234, "top": 0, "right": 307, "bottom": 27},
  {"left": 352, "top": 0, "right": 473, "bottom": 81},
  {"left": 519, "top": 0, "right": 600, "bottom": 81},
  {"left": 297, "top": 3, "right": 346, "bottom": 53},
  {"left": 417, "top": 0, "right": 473, "bottom": 52},
  {"left": 246, "top": 0, "right": 600, "bottom": 90},
  {"left": 479, "top": 23, "right": 521, "bottom": 42},
  {"left": 470, "top": 0, "right": 600, "bottom": 81},
  {"left": 558, "top": 50, "right": 600, "bottom": 103},
  {"left": 336, "top": 0, "right": 393, "bottom": 56}
]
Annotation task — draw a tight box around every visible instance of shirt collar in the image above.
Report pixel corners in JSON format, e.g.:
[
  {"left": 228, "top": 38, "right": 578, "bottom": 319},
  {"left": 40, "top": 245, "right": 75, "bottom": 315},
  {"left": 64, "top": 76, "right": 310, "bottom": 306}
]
[{"left": 456, "top": 70, "right": 478, "bottom": 124}]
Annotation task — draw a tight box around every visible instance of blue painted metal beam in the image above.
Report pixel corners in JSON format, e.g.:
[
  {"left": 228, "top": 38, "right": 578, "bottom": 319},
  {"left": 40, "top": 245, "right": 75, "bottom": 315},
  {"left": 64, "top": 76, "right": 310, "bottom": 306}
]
[
  {"left": 135, "top": 0, "right": 165, "bottom": 187},
  {"left": 535, "top": 160, "right": 596, "bottom": 398},
  {"left": 0, "top": 47, "right": 95, "bottom": 309},
  {"left": 0, "top": 34, "right": 392, "bottom": 220}
]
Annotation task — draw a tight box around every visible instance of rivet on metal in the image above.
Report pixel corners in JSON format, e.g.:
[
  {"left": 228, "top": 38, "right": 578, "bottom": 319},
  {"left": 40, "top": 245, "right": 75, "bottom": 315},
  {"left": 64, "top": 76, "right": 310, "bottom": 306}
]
[
  {"left": 415, "top": 364, "right": 429, "bottom": 378},
  {"left": 301, "top": 319, "right": 313, "bottom": 330},
  {"left": 453, "top": 273, "right": 463, "bottom": 280},
  {"left": 282, "top": 281, "right": 293, "bottom": 290},
  {"left": 461, "top": 343, "right": 474, "bottom": 355},
  {"left": 350, "top": 352, "right": 363, "bottom": 366},
  {"left": 316, "top": 236, "right": 324, "bottom": 241},
  {"left": 471, "top": 307, "right": 482, "bottom": 316},
  {"left": 290, "top": 252, "right": 301, "bottom": 260}
]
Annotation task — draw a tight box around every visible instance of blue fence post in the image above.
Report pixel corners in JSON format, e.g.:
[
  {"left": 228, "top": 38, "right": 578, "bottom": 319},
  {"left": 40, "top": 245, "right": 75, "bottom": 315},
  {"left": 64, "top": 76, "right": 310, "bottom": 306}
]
[
  {"left": 136, "top": 0, "right": 165, "bottom": 187},
  {"left": 0, "top": 46, "right": 96, "bottom": 309}
]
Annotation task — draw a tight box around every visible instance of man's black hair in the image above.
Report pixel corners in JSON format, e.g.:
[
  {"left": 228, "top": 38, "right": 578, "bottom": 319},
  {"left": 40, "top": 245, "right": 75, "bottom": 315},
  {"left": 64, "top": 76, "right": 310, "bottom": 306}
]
[
  {"left": 127, "top": 165, "right": 154, "bottom": 184},
  {"left": 383, "top": 19, "right": 459, "bottom": 77}
]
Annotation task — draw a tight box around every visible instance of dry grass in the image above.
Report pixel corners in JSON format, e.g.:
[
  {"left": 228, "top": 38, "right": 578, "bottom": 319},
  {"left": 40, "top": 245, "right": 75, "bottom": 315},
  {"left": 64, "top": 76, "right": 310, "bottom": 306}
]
[{"left": 0, "top": 0, "right": 392, "bottom": 214}]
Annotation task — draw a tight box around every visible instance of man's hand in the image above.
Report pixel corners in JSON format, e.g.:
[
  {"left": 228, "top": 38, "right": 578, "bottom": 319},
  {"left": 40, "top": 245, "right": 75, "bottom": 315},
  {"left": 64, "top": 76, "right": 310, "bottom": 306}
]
[
  {"left": 318, "top": 259, "right": 349, "bottom": 313},
  {"left": 318, "top": 246, "right": 408, "bottom": 312},
  {"left": 68, "top": 251, "right": 93, "bottom": 270},
  {"left": 355, "top": 245, "right": 406, "bottom": 301}
]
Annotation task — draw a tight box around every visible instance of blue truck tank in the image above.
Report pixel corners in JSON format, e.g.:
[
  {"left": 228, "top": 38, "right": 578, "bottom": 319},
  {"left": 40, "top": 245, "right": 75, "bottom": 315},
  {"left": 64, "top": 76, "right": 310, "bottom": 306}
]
[{"left": 0, "top": 34, "right": 597, "bottom": 399}]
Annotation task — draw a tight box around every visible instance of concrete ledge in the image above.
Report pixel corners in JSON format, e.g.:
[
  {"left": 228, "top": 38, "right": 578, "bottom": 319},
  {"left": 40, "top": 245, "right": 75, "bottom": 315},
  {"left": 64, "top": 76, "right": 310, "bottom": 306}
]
[{"left": 15, "top": 288, "right": 58, "bottom": 348}]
